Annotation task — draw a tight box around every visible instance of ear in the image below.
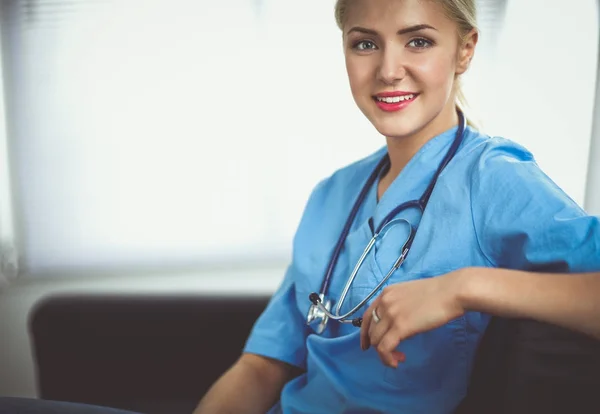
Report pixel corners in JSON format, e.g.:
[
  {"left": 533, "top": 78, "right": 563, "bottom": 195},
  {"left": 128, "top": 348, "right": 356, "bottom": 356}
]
[{"left": 456, "top": 28, "right": 478, "bottom": 75}]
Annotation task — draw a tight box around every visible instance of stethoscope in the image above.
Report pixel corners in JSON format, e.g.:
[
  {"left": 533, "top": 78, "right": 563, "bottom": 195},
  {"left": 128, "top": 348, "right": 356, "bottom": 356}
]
[{"left": 307, "top": 111, "right": 466, "bottom": 334}]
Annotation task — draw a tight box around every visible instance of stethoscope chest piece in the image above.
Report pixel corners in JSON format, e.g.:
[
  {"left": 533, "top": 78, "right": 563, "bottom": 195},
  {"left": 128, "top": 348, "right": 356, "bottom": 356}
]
[{"left": 306, "top": 293, "right": 332, "bottom": 334}]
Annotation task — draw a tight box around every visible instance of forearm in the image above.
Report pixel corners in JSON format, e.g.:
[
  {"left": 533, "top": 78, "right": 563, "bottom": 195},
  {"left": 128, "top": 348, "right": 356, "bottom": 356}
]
[
  {"left": 193, "top": 355, "right": 292, "bottom": 414},
  {"left": 459, "top": 267, "right": 600, "bottom": 340}
]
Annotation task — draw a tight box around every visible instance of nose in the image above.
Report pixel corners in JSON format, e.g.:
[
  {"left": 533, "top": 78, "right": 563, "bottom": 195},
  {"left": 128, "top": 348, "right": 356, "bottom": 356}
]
[{"left": 377, "top": 46, "right": 406, "bottom": 85}]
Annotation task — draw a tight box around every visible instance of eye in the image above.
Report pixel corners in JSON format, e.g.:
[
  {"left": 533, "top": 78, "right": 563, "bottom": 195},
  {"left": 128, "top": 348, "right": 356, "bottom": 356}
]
[
  {"left": 407, "top": 37, "right": 433, "bottom": 49},
  {"left": 353, "top": 40, "right": 378, "bottom": 51}
]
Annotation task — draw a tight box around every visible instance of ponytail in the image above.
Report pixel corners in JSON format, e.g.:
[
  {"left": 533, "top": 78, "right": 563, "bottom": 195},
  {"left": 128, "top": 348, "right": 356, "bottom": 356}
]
[{"left": 455, "top": 79, "right": 481, "bottom": 130}]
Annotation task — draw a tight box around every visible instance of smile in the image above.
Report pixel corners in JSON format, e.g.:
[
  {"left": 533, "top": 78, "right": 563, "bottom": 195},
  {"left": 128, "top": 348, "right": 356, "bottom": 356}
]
[
  {"left": 373, "top": 93, "right": 418, "bottom": 112},
  {"left": 376, "top": 94, "right": 415, "bottom": 103}
]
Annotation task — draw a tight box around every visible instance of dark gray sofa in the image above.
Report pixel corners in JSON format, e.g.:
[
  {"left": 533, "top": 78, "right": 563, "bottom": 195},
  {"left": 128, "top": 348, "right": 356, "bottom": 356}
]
[{"left": 21, "top": 294, "right": 600, "bottom": 414}]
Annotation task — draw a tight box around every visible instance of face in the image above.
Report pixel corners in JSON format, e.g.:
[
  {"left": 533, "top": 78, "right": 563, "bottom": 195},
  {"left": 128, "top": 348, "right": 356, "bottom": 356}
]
[{"left": 343, "top": 0, "right": 476, "bottom": 140}]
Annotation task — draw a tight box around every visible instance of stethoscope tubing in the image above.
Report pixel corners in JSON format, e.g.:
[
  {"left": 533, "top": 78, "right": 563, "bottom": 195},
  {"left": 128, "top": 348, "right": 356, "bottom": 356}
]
[
  {"left": 311, "top": 221, "right": 416, "bottom": 326},
  {"left": 310, "top": 111, "right": 466, "bottom": 326}
]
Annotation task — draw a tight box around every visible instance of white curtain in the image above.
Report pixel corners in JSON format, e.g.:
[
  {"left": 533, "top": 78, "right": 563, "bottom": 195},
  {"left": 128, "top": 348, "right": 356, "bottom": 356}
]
[{"left": 0, "top": 0, "right": 597, "bottom": 276}]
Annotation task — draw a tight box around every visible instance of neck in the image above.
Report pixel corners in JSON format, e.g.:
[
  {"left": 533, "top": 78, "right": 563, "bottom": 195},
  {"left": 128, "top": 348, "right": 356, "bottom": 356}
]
[{"left": 378, "top": 107, "right": 459, "bottom": 200}]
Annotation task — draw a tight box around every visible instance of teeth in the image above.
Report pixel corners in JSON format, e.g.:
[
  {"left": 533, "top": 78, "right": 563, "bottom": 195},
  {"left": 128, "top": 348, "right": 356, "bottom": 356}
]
[{"left": 377, "top": 94, "right": 414, "bottom": 103}]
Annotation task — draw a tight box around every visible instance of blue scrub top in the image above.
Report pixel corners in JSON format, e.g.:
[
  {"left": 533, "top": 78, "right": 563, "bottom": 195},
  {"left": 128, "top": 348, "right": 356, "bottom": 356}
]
[{"left": 243, "top": 125, "right": 600, "bottom": 414}]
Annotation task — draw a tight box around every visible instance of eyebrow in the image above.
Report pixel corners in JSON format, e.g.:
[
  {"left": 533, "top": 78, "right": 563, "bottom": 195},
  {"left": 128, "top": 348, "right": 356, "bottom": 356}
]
[{"left": 346, "top": 24, "right": 438, "bottom": 36}]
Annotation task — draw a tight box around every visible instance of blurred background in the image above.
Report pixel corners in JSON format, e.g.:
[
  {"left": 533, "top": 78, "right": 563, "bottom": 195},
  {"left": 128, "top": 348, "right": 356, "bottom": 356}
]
[{"left": 0, "top": 0, "right": 598, "bottom": 403}]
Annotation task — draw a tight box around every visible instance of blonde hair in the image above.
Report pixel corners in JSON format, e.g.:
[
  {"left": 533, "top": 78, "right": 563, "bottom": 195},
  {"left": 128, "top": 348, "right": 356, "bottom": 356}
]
[{"left": 334, "top": 0, "right": 479, "bottom": 128}]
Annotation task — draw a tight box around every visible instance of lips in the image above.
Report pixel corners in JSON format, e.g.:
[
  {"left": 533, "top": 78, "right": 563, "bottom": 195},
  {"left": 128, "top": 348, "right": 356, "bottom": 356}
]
[{"left": 373, "top": 92, "right": 419, "bottom": 112}]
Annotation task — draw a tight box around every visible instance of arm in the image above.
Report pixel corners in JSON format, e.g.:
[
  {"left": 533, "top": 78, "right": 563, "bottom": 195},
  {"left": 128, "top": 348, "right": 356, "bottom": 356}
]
[
  {"left": 463, "top": 141, "right": 600, "bottom": 337},
  {"left": 460, "top": 267, "right": 600, "bottom": 340},
  {"left": 193, "top": 353, "right": 302, "bottom": 414},
  {"left": 360, "top": 267, "right": 600, "bottom": 367}
]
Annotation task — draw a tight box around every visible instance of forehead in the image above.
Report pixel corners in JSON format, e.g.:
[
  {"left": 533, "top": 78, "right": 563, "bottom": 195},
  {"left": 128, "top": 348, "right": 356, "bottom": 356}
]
[{"left": 344, "top": 0, "right": 454, "bottom": 33}]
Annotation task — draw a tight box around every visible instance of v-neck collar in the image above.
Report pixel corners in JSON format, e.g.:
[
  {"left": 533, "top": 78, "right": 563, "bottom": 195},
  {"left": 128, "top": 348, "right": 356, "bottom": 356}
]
[{"left": 371, "top": 125, "right": 461, "bottom": 231}]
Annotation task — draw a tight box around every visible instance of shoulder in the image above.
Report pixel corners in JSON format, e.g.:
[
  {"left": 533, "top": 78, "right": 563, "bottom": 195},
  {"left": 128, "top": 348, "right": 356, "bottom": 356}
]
[
  {"left": 471, "top": 135, "right": 536, "bottom": 192},
  {"left": 442, "top": 129, "right": 541, "bottom": 196},
  {"left": 475, "top": 135, "right": 536, "bottom": 174},
  {"left": 466, "top": 132, "right": 585, "bottom": 221},
  {"left": 455, "top": 128, "right": 536, "bottom": 173},
  {"left": 470, "top": 134, "right": 575, "bottom": 204},
  {"left": 465, "top": 133, "right": 596, "bottom": 270},
  {"left": 439, "top": 128, "right": 535, "bottom": 185}
]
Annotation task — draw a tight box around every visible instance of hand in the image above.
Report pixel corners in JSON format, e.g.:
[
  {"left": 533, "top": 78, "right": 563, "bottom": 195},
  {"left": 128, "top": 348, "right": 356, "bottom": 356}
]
[{"left": 359, "top": 268, "right": 469, "bottom": 368}]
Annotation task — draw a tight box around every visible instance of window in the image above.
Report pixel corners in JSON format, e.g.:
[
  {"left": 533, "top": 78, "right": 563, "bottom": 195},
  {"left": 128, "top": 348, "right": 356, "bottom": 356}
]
[{"left": 0, "top": 0, "right": 597, "bottom": 276}]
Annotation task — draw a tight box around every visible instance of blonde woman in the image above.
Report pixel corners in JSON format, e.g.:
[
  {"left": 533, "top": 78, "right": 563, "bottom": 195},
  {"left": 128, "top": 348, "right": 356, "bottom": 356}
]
[{"left": 195, "top": 0, "right": 600, "bottom": 413}]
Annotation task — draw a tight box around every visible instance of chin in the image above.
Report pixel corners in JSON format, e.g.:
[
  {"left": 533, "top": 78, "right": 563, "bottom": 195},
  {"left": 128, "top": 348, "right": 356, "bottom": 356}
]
[
  {"left": 370, "top": 118, "right": 422, "bottom": 140},
  {"left": 358, "top": 103, "right": 425, "bottom": 139}
]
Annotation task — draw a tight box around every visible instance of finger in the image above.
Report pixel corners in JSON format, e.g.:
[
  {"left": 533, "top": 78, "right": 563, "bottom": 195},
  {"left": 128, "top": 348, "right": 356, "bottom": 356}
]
[
  {"left": 376, "top": 332, "right": 402, "bottom": 368},
  {"left": 392, "top": 351, "right": 406, "bottom": 364},
  {"left": 368, "top": 310, "right": 389, "bottom": 348},
  {"left": 384, "top": 352, "right": 406, "bottom": 369},
  {"left": 360, "top": 300, "right": 377, "bottom": 350}
]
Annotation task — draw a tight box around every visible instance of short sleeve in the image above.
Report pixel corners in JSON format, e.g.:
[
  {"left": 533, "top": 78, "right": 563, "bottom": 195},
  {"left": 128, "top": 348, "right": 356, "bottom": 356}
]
[
  {"left": 243, "top": 264, "right": 311, "bottom": 369},
  {"left": 471, "top": 138, "right": 600, "bottom": 273}
]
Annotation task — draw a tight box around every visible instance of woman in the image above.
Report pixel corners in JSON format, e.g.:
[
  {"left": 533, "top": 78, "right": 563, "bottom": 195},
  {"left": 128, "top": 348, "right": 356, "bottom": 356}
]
[{"left": 195, "top": 0, "right": 600, "bottom": 413}]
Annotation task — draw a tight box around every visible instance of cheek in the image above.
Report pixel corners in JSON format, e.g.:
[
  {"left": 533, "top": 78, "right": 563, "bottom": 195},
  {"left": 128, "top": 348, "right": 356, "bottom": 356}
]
[
  {"left": 346, "top": 58, "right": 373, "bottom": 96},
  {"left": 412, "top": 54, "right": 457, "bottom": 90}
]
